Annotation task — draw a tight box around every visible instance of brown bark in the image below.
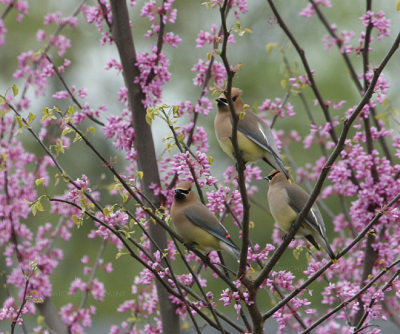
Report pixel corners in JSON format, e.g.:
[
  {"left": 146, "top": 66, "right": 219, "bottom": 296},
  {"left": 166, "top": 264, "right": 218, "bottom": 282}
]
[
  {"left": 110, "top": 1, "right": 180, "bottom": 332},
  {"left": 36, "top": 298, "right": 68, "bottom": 334}
]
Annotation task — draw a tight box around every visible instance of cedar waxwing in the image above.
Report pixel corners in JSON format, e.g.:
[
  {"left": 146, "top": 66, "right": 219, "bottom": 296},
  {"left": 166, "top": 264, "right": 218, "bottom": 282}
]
[
  {"left": 215, "top": 88, "right": 289, "bottom": 180},
  {"left": 170, "top": 181, "right": 240, "bottom": 258},
  {"left": 265, "top": 170, "right": 336, "bottom": 260}
]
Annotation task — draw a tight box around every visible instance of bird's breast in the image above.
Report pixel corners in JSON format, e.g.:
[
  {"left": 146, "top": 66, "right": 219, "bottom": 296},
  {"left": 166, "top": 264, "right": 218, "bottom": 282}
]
[{"left": 268, "top": 188, "right": 298, "bottom": 233}]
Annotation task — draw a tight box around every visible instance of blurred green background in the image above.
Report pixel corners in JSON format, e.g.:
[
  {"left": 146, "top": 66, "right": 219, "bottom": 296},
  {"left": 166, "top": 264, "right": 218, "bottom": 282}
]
[{"left": 1, "top": 0, "right": 399, "bottom": 332}]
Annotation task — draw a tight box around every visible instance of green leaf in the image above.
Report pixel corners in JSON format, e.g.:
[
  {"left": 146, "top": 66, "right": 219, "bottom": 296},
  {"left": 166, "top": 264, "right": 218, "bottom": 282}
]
[
  {"left": 103, "top": 207, "right": 110, "bottom": 217},
  {"left": 177, "top": 133, "right": 185, "bottom": 142},
  {"left": 28, "top": 112, "right": 36, "bottom": 123},
  {"left": 12, "top": 84, "right": 18, "bottom": 97},
  {"left": 266, "top": 43, "right": 278, "bottom": 54},
  {"left": 35, "top": 178, "right": 45, "bottom": 186},
  {"left": 67, "top": 106, "right": 75, "bottom": 116},
  {"left": 115, "top": 251, "right": 128, "bottom": 259},
  {"left": 396, "top": 0, "right": 400, "bottom": 11},
  {"left": 16, "top": 116, "right": 23, "bottom": 128},
  {"left": 172, "top": 105, "right": 179, "bottom": 117},
  {"left": 146, "top": 108, "right": 154, "bottom": 125},
  {"left": 57, "top": 138, "right": 65, "bottom": 154},
  {"left": 87, "top": 126, "right": 96, "bottom": 136},
  {"left": 36, "top": 200, "right": 44, "bottom": 213},
  {"left": 61, "top": 127, "right": 73, "bottom": 137},
  {"left": 30, "top": 196, "right": 45, "bottom": 216}
]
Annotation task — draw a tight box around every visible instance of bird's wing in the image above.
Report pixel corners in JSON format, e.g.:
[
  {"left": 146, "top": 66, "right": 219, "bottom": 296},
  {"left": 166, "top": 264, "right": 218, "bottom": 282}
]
[
  {"left": 285, "top": 184, "right": 327, "bottom": 236},
  {"left": 234, "top": 111, "right": 278, "bottom": 154},
  {"left": 184, "top": 204, "right": 238, "bottom": 250}
]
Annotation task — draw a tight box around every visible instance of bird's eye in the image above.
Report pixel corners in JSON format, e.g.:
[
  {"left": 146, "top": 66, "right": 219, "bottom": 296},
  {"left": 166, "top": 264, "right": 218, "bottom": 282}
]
[
  {"left": 266, "top": 171, "right": 280, "bottom": 181},
  {"left": 232, "top": 96, "right": 237, "bottom": 101}
]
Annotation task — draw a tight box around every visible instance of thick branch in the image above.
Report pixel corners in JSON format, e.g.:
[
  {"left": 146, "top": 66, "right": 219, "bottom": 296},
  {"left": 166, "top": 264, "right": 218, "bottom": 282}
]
[{"left": 110, "top": 1, "right": 179, "bottom": 332}]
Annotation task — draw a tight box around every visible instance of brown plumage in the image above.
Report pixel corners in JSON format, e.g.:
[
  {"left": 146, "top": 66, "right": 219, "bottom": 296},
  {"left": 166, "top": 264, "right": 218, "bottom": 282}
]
[
  {"left": 170, "top": 181, "right": 240, "bottom": 258},
  {"left": 265, "top": 170, "right": 336, "bottom": 260},
  {"left": 215, "top": 88, "right": 289, "bottom": 179}
]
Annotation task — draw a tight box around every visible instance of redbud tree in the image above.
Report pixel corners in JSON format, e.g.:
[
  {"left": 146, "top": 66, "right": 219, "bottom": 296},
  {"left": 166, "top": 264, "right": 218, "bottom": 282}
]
[{"left": 1, "top": 0, "right": 400, "bottom": 333}]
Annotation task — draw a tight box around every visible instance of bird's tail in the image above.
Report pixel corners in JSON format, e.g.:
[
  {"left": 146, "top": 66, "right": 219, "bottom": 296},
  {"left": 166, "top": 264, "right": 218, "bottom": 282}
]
[
  {"left": 312, "top": 232, "right": 336, "bottom": 261},
  {"left": 220, "top": 242, "right": 241, "bottom": 259},
  {"left": 323, "top": 240, "right": 336, "bottom": 261},
  {"left": 262, "top": 154, "right": 290, "bottom": 181}
]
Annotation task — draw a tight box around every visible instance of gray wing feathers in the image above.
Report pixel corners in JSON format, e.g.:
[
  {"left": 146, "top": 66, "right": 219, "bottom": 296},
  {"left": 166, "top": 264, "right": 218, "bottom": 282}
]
[
  {"left": 286, "top": 185, "right": 335, "bottom": 259},
  {"left": 286, "top": 185, "right": 326, "bottom": 236},
  {"left": 184, "top": 206, "right": 238, "bottom": 250},
  {"left": 234, "top": 112, "right": 288, "bottom": 178},
  {"left": 235, "top": 112, "right": 278, "bottom": 154}
]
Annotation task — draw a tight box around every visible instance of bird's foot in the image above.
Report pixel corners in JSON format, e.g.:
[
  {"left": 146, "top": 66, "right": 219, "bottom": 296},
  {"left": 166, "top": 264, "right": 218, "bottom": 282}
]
[
  {"left": 184, "top": 242, "right": 198, "bottom": 252},
  {"left": 203, "top": 252, "right": 211, "bottom": 266}
]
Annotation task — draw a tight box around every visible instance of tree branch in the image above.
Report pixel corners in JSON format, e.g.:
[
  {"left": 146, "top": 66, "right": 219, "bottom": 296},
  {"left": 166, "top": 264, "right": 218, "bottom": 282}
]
[
  {"left": 255, "top": 29, "right": 400, "bottom": 290},
  {"left": 267, "top": 0, "right": 338, "bottom": 143},
  {"left": 309, "top": 0, "right": 393, "bottom": 162},
  {"left": 109, "top": 2, "right": 179, "bottom": 332},
  {"left": 301, "top": 260, "right": 400, "bottom": 333},
  {"left": 263, "top": 190, "right": 400, "bottom": 321}
]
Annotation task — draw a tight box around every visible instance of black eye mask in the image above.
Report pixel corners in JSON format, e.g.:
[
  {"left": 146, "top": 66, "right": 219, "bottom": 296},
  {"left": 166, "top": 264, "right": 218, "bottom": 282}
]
[
  {"left": 265, "top": 171, "right": 280, "bottom": 182},
  {"left": 175, "top": 188, "right": 191, "bottom": 200}
]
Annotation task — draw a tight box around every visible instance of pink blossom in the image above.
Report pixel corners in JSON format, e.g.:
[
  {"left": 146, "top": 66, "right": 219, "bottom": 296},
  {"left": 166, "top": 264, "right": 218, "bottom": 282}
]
[
  {"left": 360, "top": 11, "right": 390, "bottom": 41},
  {"left": 300, "top": 0, "right": 331, "bottom": 18},
  {"left": 192, "top": 59, "right": 227, "bottom": 89},
  {"left": 259, "top": 98, "right": 295, "bottom": 118},
  {"left": 196, "top": 24, "right": 235, "bottom": 49}
]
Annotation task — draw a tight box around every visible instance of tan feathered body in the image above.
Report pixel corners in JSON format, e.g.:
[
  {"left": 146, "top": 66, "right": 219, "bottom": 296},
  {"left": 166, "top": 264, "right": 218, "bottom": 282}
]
[
  {"left": 215, "top": 88, "right": 289, "bottom": 179},
  {"left": 214, "top": 111, "right": 267, "bottom": 162},
  {"left": 266, "top": 170, "right": 336, "bottom": 260},
  {"left": 170, "top": 181, "right": 240, "bottom": 258}
]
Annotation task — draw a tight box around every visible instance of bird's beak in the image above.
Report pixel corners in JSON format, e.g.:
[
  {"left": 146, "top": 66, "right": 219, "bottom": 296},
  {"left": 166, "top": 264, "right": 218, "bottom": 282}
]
[{"left": 216, "top": 98, "right": 228, "bottom": 107}]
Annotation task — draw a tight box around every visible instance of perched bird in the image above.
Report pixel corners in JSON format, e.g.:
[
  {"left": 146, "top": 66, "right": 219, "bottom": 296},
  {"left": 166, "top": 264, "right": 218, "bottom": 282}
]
[
  {"left": 170, "top": 181, "right": 240, "bottom": 258},
  {"left": 215, "top": 88, "right": 289, "bottom": 180},
  {"left": 265, "top": 169, "right": 336, "bottom": 260}
]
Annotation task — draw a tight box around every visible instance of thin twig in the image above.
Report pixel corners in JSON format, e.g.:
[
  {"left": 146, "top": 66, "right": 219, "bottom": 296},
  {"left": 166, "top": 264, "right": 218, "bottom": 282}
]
[
  {"left": 267, "top": 0, "right": 338, "bottom": 143},
  {"left": 301, "top": 260, "right": 400, "bottom": 333},
  {"left": 308, "top": 0, "right": 393, "bottom": 162},
  {"left": 262, "top": 190, "right": 400, "bottom": 320},
  {"left": 44, "top": 54, "right": 104, "bottom": 126},
  {"left": 254, "top": 30, "right": 400, "bottom": 290},
  {"left": 355, "top": 269, "right": 400, "bottom": 331}
]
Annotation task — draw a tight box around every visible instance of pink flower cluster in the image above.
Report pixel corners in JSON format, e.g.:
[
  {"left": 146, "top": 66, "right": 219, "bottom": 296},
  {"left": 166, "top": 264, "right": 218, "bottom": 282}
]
[
  {"left": 259, "top": 98, "right": 295, "bottom": 118},
  {"left": 81, "top": 1, "right": 113, "bottom": 43},
  {"left": 0, "top": 19, "right": 7, "bottom": 46},
  {"left": 169, "top": 151, "right": 218, "bottom": 187},
  {"left": 0, "top": 0, "right": 28, "bottom": 22},
  {"left": 196, "top": 24, "right": 235, "bottom": 49},
  {"left": 322, "top": 28, "right": 355, "bottom": 54},
  {"left": 104, "top": 112, "right": 136, "bottom": 157},
  {"left": 360, "top": 11, "right": 390, "bottom": 41},
  {"left": 192, "top": 59, "right": 227, "bottom": 89},
  {"left": 299, "top": 0, "right": 331, "bottom": 18}
]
